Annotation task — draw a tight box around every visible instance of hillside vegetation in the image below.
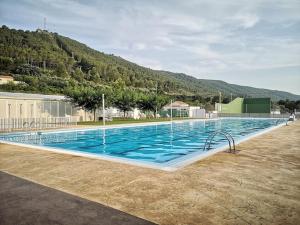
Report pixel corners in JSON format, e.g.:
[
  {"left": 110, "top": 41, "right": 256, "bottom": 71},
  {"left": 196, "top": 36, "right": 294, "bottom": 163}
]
[{"left": 0, "top": 25, "right": 299, "bottom": 101}]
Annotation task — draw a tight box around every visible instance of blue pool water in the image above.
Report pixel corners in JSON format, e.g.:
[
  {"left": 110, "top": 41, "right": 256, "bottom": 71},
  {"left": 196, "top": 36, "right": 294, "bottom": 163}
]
[{"left": 0, "top": 118, "right": 285, "bottom": 168}]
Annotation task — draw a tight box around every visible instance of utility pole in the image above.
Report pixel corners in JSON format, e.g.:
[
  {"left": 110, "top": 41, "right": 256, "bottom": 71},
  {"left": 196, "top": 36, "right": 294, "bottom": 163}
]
[
  {"left": 155, "top": 81, "right": 158, "bottom": 119},
  {"left": 230, "top": 93, "right": 233, "bottom": 102},
  {"left": 170, "top": 99, "right": 173, "bottom": 122},
  {"left": 219, "top": 91, "right": 222, "bottom": 112},
  {"left": 102, "top": 94, "right": 105, "bottom": 126},
  {"left": 43, "top": 17, "right": 47, "bottom": 30}
]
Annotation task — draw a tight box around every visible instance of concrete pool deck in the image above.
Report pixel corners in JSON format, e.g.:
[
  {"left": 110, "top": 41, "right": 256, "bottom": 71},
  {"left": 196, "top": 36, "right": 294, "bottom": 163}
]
[
  {"left": 0, "top": 171, "right": 156, "bottom": 225},
  {"left": 0, "top": 121, "right": 300, "bottom": 225}
]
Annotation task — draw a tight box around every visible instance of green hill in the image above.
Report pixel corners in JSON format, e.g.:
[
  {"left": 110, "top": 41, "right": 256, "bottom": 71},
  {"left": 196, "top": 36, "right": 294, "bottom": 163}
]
[{"left": 0, "top": 25, "right": 299, "bottom": 101}]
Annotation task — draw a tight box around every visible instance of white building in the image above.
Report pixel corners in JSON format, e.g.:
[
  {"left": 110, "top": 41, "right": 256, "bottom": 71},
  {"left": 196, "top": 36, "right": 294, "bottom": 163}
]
[
  {"left": 163, "top": 101, "right": 206, "bottom": 118},
  {"left": 0, "top": 91, "right": 95, "bottom": 121},
  {"left": 0, "top": 75, "right": 22, "bottom": 85}
]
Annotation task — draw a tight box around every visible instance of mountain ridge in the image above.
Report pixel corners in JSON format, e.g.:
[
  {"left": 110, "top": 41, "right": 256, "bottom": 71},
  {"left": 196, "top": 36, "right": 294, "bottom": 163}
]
[{"left": 0, "top": 25, "right": 299, "bottom": 101}]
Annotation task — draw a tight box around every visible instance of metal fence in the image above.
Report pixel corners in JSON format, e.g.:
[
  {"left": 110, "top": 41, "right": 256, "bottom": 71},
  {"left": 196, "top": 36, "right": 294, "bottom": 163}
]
[
  {"left": 0, "top": 117, "right": 77, "bottom": 132},
  {"left": 0, "top": 131, "right": 79, "bottom": 144},
  {"left": 218, "top": 113, "right": 290, "bottom": 118}
]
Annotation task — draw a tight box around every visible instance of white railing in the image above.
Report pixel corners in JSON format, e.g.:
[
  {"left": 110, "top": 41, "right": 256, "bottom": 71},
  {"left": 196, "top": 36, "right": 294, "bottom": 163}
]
[
  {"left": 0, "top": 117, "right": 77, "bottom": 132},
  {"left": 0, "top": 131, "right": 79, "bottom": 144},
  {"left": 218, "top": 113, "right": 290, "bottom": 118}
]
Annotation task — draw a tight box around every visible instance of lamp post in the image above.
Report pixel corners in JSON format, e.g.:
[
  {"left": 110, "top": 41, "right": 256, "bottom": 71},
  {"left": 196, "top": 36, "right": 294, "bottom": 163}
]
[
  {"left": 155, "top": 81, "right": 158, "bottom": 119},
  {"left": 170, "top": 99, "right": 173, "bottom": 122},
  {"left": 102, "top": 94, "right": 105, "bottom": 126},
  {"left": 219, "top": 91, "right": 222, "bottom": 112}
]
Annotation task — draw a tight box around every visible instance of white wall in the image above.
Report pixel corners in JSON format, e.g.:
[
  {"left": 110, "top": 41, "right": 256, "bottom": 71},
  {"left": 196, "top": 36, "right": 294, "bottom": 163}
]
[
  {"left": 0, "top": 98, "right": 81, "bottom": 120},
  {"left": 189, "top": 107, "right": 206, "bottom": 118}
]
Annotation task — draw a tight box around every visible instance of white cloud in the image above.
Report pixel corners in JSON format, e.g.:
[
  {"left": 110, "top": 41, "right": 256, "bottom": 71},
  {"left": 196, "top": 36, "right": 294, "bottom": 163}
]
[
  {"left": 0, "top": 0, "right": 299, "bottom": 93},
  {"left": 132, "top": 43, "right": 146, "bottom": 50},
  {"left": 184, "top": 45, "right": 221, "bottom": 60},
  {"left": 233, "top": 13, "right": 260, "bottom": 28}
]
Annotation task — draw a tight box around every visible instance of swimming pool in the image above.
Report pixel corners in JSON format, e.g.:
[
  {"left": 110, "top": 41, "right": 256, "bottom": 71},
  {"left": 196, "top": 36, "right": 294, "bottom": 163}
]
[{"left": 0, "top": 118, "right": 286, "bottom": 171}]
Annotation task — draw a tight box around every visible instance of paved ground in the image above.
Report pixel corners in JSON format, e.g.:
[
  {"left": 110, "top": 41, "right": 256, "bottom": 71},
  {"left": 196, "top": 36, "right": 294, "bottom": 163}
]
[
  {"left": 0, "top": 171, "right": 156, "bottom": 225},
  {"left": 0, "top": 121, "right": 300, "bottom": 225}
]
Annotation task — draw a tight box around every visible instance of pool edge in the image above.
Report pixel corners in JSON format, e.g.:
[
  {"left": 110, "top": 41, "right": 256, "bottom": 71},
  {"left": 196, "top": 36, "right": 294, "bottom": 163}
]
[{"left": 0, "top": 120, "right": 287, "bottom": 172}]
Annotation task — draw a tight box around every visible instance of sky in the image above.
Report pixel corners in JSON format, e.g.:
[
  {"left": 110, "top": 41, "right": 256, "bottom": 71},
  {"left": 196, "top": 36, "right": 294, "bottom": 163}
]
[{"left": 0, "top": 0, "right": 300, "bottom": 95}]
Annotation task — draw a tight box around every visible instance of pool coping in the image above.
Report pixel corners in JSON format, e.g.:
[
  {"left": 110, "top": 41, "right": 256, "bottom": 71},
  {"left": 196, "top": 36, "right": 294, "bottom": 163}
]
[{"left": 0, "top": 118, "right": 287, "bottom": 172}]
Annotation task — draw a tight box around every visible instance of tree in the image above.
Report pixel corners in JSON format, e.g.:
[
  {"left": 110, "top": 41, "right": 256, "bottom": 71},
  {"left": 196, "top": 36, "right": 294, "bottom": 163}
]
[
  {"left": 155, "top": 95, "right": 169, "bottom": 113},
  {"left": 113, "top": 90, "right": 136, "bottom": 117},
  {"left": 222, "top": 97, "right": 230, "bottom": 104},
  {"left": 78, "top": 57, "right": 93, "bottom": 73},
  {"left": 0, "top": 56, "right": 14, "bottom": 71},
  {"left": 90, "top": 67, "right": 100, "bottom": 82},
  {"left": 277, "top": 99, "right": 300, "bottom": 113},
  {"left": 72, "top": 67, "right": 84, "bottom": 81},
  {"left": 137, "top": 94, "right": 155, "bottom": 116},
  {"left": 137, "top": 93, "right": 169, "bottom": 117},
  {"left": 15, "top": 64, "right": 41, "bottom": 76},
  {"left": 211, "top": 96, "right": 219, "bottom": 104},
  {"left": 54, "top": 62, "right": 68, "bottom": 78},
  {"left": 204, "top": 103, "right": 214, "bottom": 111},
  {"left": 112, "top": 78, "right": 125, "bottom": 90},
  {"left": 66, "top": 86, "right": 103, "bottom": 121}
]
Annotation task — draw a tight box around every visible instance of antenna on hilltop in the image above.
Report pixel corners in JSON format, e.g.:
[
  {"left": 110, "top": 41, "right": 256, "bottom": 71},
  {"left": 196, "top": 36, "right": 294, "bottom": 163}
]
[{"left": 43, "top": 17, "right": 47, "bottom": 30}]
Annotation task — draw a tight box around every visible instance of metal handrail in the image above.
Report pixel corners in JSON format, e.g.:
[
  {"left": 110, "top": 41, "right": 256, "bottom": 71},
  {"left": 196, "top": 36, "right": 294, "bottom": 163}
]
[
  {"left": 275, "top": 119, "right": 285, "bottom": 125},
  {"left": 276, "top": 118, "right": 292, "bottom": 126},
  {"left": 223, "top": 131, "right": 236, "bottom": 152},
  {"left": 23, "top": 121, "right": 29, "bottom": 131},
  {"left": 203, "top": 130, "right": 236, "bottom": 153},
  {"left": 30, "top": 121, "right": 35, "bottom": 129},
  {"left": 286, "top": 117, "right": 295, "bottom": 126}
]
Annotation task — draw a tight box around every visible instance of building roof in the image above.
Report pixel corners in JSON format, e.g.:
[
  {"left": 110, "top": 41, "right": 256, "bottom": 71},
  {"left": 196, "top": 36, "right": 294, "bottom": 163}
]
[
  {"left": 0, "top": 75, "right": 14, "bottom": 79},
  {"left": 0, "top": 91, "right": 66, "bottom": 100},
  {"left": 164, "top": 101, "right": 189, "bottom": 108}
]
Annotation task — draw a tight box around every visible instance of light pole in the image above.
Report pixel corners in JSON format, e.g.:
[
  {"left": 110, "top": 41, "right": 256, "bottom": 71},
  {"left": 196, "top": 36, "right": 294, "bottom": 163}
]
[
  {"left": 170, "top": 99, "right": 173, "bottom": 122},
  {"left": 155, "top": 81, "right": 158, "bottom": 119},
  {"left": 219, "top": 91, "right": 222, "bottom": 112},
  {"left": 102, "top": 94, "right": 105, "bottom": 126}
]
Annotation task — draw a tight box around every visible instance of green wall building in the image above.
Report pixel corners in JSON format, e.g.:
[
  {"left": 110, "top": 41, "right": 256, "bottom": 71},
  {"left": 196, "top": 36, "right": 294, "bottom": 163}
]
[{"left": 216, "top": 97, "right": 271, "bottom": 114}]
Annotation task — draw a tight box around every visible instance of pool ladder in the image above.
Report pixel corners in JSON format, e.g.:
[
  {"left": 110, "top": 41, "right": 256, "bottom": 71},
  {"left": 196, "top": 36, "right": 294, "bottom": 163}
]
[
  {"left": 23, "top": 121, "right": 36, "bottom": 131},
  {"left": 203, "top": 130, "right": 236, "bottom": 153}
]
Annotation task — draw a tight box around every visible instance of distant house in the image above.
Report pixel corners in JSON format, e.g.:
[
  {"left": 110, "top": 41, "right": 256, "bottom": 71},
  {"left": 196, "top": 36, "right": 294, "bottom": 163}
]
[
  {"left": 0, "top": 75, "right": 22, "bottom": 85},
  {"left": 0, "top": 75, "right": 14, "bottom": 84},
  {"left": 163, "top": 101, "right": 206, "bottom": 118},
  {"left": 163, "top": 101, "right": 189, "bottom": 110}
]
